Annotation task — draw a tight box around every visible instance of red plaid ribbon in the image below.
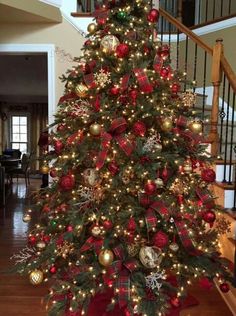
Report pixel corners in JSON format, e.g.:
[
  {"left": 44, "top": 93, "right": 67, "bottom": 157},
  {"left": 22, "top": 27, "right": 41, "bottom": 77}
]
[
  {"left": 67, "top": 130, "right": 83, "bottom": 145},
  {"left": 121, "top": 74, "right": 131, "bottom": 91},
  {"left": 176, "top": 115, "right": 188, "bottom": 128},
  {"left": 83, "top": 73, "right": 95, "bottom": 88},
  {"left": 133, "top": 68, "right": 153, "bottom": 93},
  {"left": 96, "top": 118, "right": 135, "bottom": 170},
  {"left": 153, "top": 55, "right": 163, "bottom": 72},
  {"left": 80, "top": 236, "right": 103, "bottom": 255},
  {"left": 195, "top": 188, "right": 211, "bottom": 204},
  {"left": 150, "top": 201, "right": 170, "bottom": 220},
  {"left": 93, "top": 94, "right": 101, "bottom": 112},
  {"left": 59, "top": 92, "right": 77, "bottom": 103},
  {"left": 175, "top": 221, "right": 201, "bottom": 256},
  {"left": 145, "top": 208, "right": 157, "bottom": 231},
  {"left": 173, "top": 128, "right": 204, "bottom": 145}
]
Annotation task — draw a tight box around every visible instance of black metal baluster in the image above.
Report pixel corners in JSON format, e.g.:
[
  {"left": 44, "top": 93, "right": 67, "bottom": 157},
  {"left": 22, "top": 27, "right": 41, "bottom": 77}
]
[
  {"left": 202, "top": 51, "right": 207, "bottom": 121},
  {"left": 229, "top": 0, "right": 232, "bottom": 15},
  {"left": 213, "top": 0, "right": 216, "bottom": 20},
  {"left": 193, "top": 43, "right": 198, "bottom": 93},
  {"left": 184, "top": 36, "right": 189, "bottom": 91},
  {"left": 219, "top": 74, "right": 226, "bottom": 156},
  {"left": 234, "top": 146, "right": 236, "bottom": 210},
  {"left": 198, "top": 0, "right": 201, "bottom": 24},
  {"left": 176, "top": 29, "right": 180, "bottom": 71},
  {"left": 228, "top": 92, "right": 235, "bottom": 184},
  {"left": 164, "top": 0, "right": 168, "bottom": 34},
  {"left": 205, "top": 0, "right": 209, "bottom": 23},
  {"left": 223, "top": 81, "right": 231, "bottom": 183},
  {"left": 220, "top": 0, "right": 224, "bottom": 17}
]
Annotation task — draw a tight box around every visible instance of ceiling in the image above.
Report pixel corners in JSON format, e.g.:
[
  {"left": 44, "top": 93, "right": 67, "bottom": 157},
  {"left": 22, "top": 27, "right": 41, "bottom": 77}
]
[{"left": 0, "top": 54, "right": 48, "bottom": 102}]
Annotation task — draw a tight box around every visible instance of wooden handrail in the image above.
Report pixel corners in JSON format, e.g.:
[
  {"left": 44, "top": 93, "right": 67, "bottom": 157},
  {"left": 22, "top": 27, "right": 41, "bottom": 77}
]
[{"left": 221, "top": 55, "right": 236, "bottom": 93}]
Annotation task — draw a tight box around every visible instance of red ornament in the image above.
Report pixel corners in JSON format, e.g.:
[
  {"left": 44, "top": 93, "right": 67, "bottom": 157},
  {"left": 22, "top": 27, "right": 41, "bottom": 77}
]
[
  {"left": 28, "top": 235, "right": 36, "bottom": 246},
  {"left": 143, "top": 45, "right": 150, "bottom": 54},
  {"left": 42, "top": 205, "right": 50, "bottom": 213},
  {"left": 84, "top": 39, "right": 91, "bottom": 46},
  {"left": 139, "top": 194, "right": 151, "bottom": 208},
  {"left": 66, "top": 225, "right": 73, "bottom": 232},
  {"left": 133, "top": 121, "right": 146, "bottom": 137},
  {"left": 170, "top": 296, "right": 181, "bottom": 308},
  {"left": 199, "top": 277, "right": 213, "bottom": 290},
  {"left": 127, "top": 217, "right": 136, "bottom": 231},
  {"left": 160, "top": 67, "right": 170, "bottom": 79},
  {"left": 171, "top": 83, "right": 180, "bottom": 94},
  {"left": 57, "top": 124, "right": 66, "bottom": 132},
  {"left": 201, "top": 168, "right": 216, "bottom": 183},
  {"left": 157, "top": 45, "right": 170, "bottom": 60},
  {"left": 116, "top": 43, "right": 130, "bottom": 58},
  {"left": 153, "top": 231, "right": 169, "bottom": 248},
  {"left": 103, "top": 220, "right": 113, "bottom": 231},
  {"left": 177, "top": 194, "right": 184, "bottom": 205},
  {"left": 49, "top": 266, "right": 57, "bottom": 274},
  {"left": 147, "top": 9, "right": 159, "bottom": 23},
  {"left": 202, "top": 210, "right": 216, "bottom": 227},
  {"left": 144, "top": 181, "right": 156, "bottom": 195},
  {"left": 110, "top": 86, "right": 120, "bottom": 96},
  {"left": 54, "top": 140, "right": 64, "bottom": 154},
  {"left": 108, "top": 161, "right": 120, "bottom": 175},
  {"left": 220, "top": 283, "right": 230, "bottom": 293},
  {"left": 97, "top": 17, "right": 106, "bottom": 25},
  {"left": 59, "top": 174, "right": 75, "bottom": 191},
  {"left": 43, "top": 235, "right": 51, "bottom": 243},
  {"left": 129, "top": 89, "right": 138, "bottom": 105},
  {"left": 50, "top": 168, "right": 57, "bottom": 178}
]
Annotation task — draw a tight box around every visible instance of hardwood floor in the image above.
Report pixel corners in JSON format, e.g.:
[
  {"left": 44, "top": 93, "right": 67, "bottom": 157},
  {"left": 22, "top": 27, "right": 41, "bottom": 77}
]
[{"left": 0, "top": 180, "right": 233, "bottom": 316}]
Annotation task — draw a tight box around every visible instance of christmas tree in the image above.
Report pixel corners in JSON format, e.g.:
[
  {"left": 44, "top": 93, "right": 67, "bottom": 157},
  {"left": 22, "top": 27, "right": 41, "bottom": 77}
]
[{"left": 13, "top": 0, "right": 233, "bottom": 315}]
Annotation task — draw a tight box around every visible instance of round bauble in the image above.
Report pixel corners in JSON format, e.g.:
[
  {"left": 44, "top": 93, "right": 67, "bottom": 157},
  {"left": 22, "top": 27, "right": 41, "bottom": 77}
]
[
  {"left": 75, "top": 83, "right": 88, "bottom": 98},
  {"left": 127, "top": 217, "right": 136, "bottom": 232},
  {"left": 169, "top": 242, "right": 179, "bottom": 252},
  {"left": 116, "top": 11, "right": 128, "bottom": 21},
  {"left": 41, "top": 165, "right": 49, "bottom": 174},
  {"left": 116, "top": 43, "right": 130, "bottom": 58},
  {"left": 89, "top": 123, "right": 102, "bottom": 136},
  {"left": 91, "top": 224, "right": 102, "bottom": 237},
  {"left": 103, "top": 220, "right": 113, "bottom": 231},
  {"left": 110, "top": 86, "right": 120, "bottom": 96},
  {"left": 154, "top": 142, "right": 163, "bottom": 153},
  {"left": 36, "top": 241, "right": 46, "bottom": 250},
  {"left": 202, "top": 210, "right": 216, "bottom": 225},
  {"left": 157, "top": 45, "right": 170, "bottom": 60},
  {"left": 50, "top": 168, "right": 57, "bottom": 178},
  {"left": 139, "top": 193, "right": 150, "bottom": 208},
  {"left": 220, "top": 283, "right": 230, "bottom": 293},
  {"left": 29, "top": 270, "right": 44, "bottom": 285},
  {"left": 133, "top": 121, "right": 146, "bottom": 137},
  {"left": 22, "top": 213, "right": 31, "bottom": 223},
  {"left": 161, "top": 118, "right": 173, "bottom": 132},
  {"left": 171, "top": 83, "right": 180, "bottom": 94},
  {"left": 201, "top": 168, "right": 216, "bottom": 183},
  {"left": 139, "top": 246, "right": 162, "bottom": 268},
  {"left": 98, "top": 249, "right": 114, "bottom": 267},
  {"left": 160, "top": 67, "right": 170, "bottom": 79},
  {"left": 100, "top": 35, "right": 120, "bottom": 54},
  {"left": 188, "top": 120, "right": 202, "bottom": 134},
  {"left": 87, "top": 23, "right": 97, "bottom": 34},
  {"left": 147, "top": 9, "right": 159, "bottom": 23},
  {"left": 170, "top": 297, "right": 181, "bottom": 308},
  {"left": 59, "top": 174, "right": 75, "bottom": 191},
  {"left": 144, "top": 180, "right": 157, "bottom": 195},
  {"left": 83, "top": 168, "right": 99, "bottom": 186},
  {"left": 155, "top": 178, "right": 164, "bottom": 188},
  {"left": 28, "top": 235, "right": 37, "bottom": 246},
  {"left": 49, "top": 266, "right": 57, "bottom": 274},
  {"left": 153, "top": 231, "right": 169, "bottom": 248},
  {"left": 54, "top": 140, "right": 64, "bottom": 154}
]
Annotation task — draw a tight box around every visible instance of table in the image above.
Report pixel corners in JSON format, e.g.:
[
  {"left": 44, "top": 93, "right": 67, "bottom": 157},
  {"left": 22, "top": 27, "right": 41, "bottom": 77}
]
[{"left": 0, "top": 158, "right": 21, "bottom": 167}]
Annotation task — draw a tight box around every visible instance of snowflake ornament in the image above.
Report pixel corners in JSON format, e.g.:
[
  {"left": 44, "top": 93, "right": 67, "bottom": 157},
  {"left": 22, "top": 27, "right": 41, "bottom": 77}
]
[
  {"left": 143, "top": 132, "right": 161, "bottom": 152},
  {"left": 94, "top": 69, "right": 112, "bottom": 88},
  {"left": 182, "top": 89, "right": 197, "bottom": 108},
  {"left": 145, "top": 271, "right": 165, "bottom": 290}
]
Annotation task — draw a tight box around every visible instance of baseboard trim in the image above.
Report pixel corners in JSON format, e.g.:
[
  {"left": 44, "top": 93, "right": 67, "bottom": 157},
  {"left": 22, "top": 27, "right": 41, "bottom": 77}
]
[{"left": 214, "top": 279, "right": 236, "bottom": 315}]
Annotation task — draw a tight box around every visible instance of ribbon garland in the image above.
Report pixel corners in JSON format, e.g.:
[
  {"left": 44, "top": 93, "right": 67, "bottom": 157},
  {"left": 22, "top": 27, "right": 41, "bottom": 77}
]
[
  {"left": 80, "top": 236, "right": 103, "bottom": 255},
  {"left": 133, "top": 68, "right": 153, "bottom": 93},
  {"left": 175, "top": 221, "right": 201, "bottom": 256},
  {"left": 145, "top": 208, "right": 157, "bottom": 232},
  {"left": 96, "top": 118, "right": 135, "bottom": 170}
]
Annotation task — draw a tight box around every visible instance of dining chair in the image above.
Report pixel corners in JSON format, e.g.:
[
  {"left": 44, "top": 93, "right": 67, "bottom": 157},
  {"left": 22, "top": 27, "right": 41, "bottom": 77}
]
[{"left": 7, "top": 153, "right": 31, "bottom": 186}]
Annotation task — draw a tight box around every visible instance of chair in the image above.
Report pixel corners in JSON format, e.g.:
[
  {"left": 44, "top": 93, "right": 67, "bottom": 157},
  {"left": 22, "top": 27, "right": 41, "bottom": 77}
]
[{"left": 7, "top": 153, "right": 31, "bottom": 186}]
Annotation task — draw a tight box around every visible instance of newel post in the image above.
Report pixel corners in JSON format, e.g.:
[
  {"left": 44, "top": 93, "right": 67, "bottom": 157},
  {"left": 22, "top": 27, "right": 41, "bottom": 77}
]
[{"left": 209, "top": 38, "right": 223, "bottom": 157}]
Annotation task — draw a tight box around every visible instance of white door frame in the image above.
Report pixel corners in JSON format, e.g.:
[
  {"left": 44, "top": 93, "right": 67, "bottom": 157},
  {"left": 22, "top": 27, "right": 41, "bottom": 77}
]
[{"left": 0, "top": 43, "right": 56, "bottom": 125}]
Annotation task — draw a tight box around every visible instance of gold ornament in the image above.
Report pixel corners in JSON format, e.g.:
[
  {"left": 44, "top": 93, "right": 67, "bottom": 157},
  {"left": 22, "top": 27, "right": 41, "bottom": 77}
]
[
  {"left": 127, "top": 244, "right": 140, "bottom": 257},
  {"left": 41, "top": 165, "right": 49, "bottom": 174},
  {"left": 188, "top": 120, "right": 202, "bottom": 134},
  {"left": 161, "top": 118, "right": 173, "bottom": 132},
  {"left": 183, "top": 159, "right": 192, "bottom": 174},
  {"left": 139, "top": 246, "right": 162, "bottom": 268},
  {"left": 36, "top": 241, "right": 46, "bottom": 250},
  {"left": 169, "top": 242, "right": 179, "bottom": 252},
  {"left": 22, "top": 213, "right": 31, "bottom": 223},
  {"left": 182, "top": 90, "right": 197, "bottom": 108},
  {"left": 122, "top": 168, "right": 134, "bottom": 184},
  {"left": 91, "top": 224, "right": 102, "bottom": 237},
  {"left": 75, "top": 224, "right": 82, "bottom": 236},
  {"left": 100, "top": 35, "right": 120, "bottom": 54},
  {"left": 83, "top": 168, "right": 100, "bottom": 186},
  {"left": 155, "top": 142, "right": 163, "bottom": 152},
  {"left": 75, "top": 83, "right": 88, "bottom": 98},
  {"left": 90, "top": 123, "right": 102, "bottom": 136},
  {"left": 98, "top": 249, "right": 114, "bottom": 267},
  {"left": 155, "top": 178, "right": 164, "bottom": 188},
  {"left": 57, "top": 241, "right": 74, "bottom": 259},
  {"left": 29, "top": 270, "right": 44, "bottom": 285},
  {"left": 87, "top": 23, "right": 97, "bottom": 34}
]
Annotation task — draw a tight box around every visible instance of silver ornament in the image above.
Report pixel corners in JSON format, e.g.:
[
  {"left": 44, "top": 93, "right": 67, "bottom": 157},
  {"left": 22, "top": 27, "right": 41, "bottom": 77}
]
[
  {"left": 155, "top": 178, "right": 164, "bottom": 188},
  {"left": 22, "top": 214, "right": 31, "bottom": 223},
  {"left": 83, "top": 168, "right": 100, "bottom": 186},
  {"left": 139, "top": 246, "right": 162, "bottom": 268},
  {"left": 169, "top": 242, "right": 179, "bottom": 252}
]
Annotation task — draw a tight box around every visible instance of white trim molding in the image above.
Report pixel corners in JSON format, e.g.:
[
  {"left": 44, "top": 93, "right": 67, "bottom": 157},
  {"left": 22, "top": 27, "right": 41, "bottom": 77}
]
[
  {"left": 0, "top": 44, "right": 56, "bottom": 126},
  {"left": 39, "top": 0, "right": 62, "bottom": 8}
]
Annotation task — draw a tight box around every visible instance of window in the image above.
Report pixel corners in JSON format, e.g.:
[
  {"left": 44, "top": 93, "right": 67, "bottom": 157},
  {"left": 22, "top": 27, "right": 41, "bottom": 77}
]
[{"left": 11, "top": 115, "right": 28, "bottom": 153}]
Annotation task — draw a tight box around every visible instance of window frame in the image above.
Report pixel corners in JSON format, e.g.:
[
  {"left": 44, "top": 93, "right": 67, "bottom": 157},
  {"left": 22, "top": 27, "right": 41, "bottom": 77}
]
[{"left": 9, "top": 113, "right": 30, "bottom": 154}]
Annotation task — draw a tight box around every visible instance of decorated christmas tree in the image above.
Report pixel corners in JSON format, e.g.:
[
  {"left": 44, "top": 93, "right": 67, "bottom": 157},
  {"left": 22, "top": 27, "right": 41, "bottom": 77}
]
[{"left": 13, "top": 0, "right": 233, "bottom": 315}]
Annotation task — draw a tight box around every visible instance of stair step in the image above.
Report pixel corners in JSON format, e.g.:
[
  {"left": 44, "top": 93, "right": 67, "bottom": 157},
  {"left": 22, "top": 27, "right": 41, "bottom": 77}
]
[
  {"left": 215, "top": 160, "right": 236, "bottom": 165},
  {"left": 215, "top": 182, "right": 235, "bottom": 190},
  {"left": 71, "top": 12, "right": 94, "bottom": 17}
]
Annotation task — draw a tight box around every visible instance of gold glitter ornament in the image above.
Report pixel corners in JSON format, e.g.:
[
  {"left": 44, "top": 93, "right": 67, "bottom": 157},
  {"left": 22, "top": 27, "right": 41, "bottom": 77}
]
[
  {"left": 188, "top": 119, "right": 202, "bottom": 134},
  {"left": 161, "top": 118, "right": 173, "bottom": 132},
  {"left": 75, "top": 83, "right": 88, "bottom": 98},
  {"left": 100, "top": 35, "right": 120, "bottom": 54},
  {"left": 87, "top": 23, "right": 97, "bottom": 34},
  {"left": 89, "top": 123, "right": 102, "bottom": 136},
  {"left": 41, "top": 165, "right": 49, "bottom": 174},
  {"left": 29, "top": 270, "right": 44, "bottom": 285},
  {"left": 98, "top": 249, "right": 114, "bottom": 267},
  {"left": 127, "top": 244, "right": 140, "bottom": 257}
]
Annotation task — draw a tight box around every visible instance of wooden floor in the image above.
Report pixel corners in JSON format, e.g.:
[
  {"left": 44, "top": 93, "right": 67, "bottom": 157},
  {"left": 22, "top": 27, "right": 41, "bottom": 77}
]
[{"left": 0, "top": 179, "right": 233, "bottom": 316}]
